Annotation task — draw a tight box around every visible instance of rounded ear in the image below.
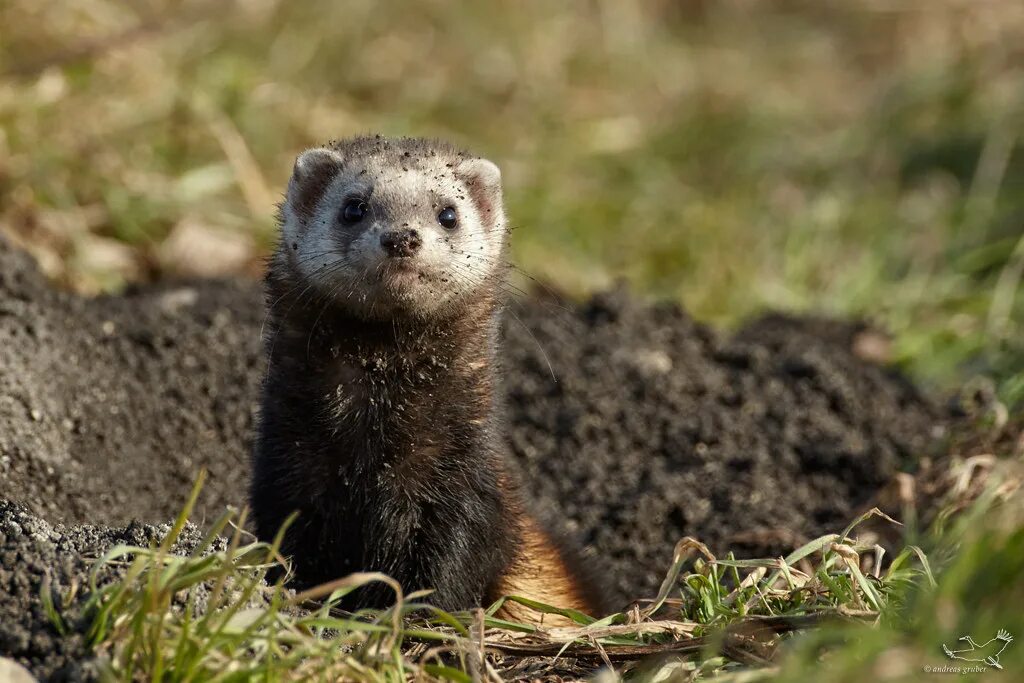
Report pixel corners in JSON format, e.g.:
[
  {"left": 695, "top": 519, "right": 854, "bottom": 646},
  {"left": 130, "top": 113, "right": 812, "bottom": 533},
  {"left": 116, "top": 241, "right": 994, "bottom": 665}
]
[
  {"left": 287, "top": 147, "right": 344, "bottom": 223},
  {"left": 457, "top": 157, "right": 503, "bottom": 227}
]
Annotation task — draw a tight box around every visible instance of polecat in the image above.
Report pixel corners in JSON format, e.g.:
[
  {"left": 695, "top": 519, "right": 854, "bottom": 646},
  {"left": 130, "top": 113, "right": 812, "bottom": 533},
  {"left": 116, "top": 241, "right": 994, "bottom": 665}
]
[{"left": 251, "top": 136, "right": 609, "bottom": 623}]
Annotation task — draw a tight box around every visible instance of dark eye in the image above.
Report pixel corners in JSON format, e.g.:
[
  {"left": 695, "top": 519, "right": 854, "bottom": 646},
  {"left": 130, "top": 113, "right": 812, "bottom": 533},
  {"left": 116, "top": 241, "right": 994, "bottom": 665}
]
[
  {"left": 437, "top": 207, "right": 458, "bottom": 229},
  {"left": 341, "top": 200, "right": 367, "bottom": 224}
]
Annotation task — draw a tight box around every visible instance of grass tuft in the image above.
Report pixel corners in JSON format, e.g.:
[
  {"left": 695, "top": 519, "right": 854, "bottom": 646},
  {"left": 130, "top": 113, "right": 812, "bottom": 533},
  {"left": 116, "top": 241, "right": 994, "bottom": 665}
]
[{"left": 41, "top": 449, "right": 1022, "bottom": 682}]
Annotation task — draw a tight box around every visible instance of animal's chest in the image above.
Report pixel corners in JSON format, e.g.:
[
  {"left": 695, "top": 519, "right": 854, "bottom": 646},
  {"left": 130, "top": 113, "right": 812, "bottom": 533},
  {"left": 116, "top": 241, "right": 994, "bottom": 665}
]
[
  {"left": 312, "top": 355, "right": 454, "bottom": 493},
  {"left": 322, "top": 358, "right": 446, "bottom": 436},
  {"left": 314, "top": 371, "right": 459, "bottom": 565}
]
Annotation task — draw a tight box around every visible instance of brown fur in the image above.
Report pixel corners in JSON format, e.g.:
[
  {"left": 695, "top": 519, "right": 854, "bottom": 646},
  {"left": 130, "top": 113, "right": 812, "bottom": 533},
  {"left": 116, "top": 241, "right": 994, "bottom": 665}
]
[
  {"left": 492, "top": 518, "right": 600, "bottom": 625},
  {"left": 487, "top": 473, "right": 604, "bottom": 625}
]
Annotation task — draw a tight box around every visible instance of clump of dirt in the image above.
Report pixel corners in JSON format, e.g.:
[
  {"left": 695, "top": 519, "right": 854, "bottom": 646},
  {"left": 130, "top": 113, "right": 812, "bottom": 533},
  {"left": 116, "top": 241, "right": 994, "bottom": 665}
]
[
  {"left": 0, "top": 237, "right": 950, "bottom": 679},
  {"left": 0, "top": 499, "right": 207, "bottom": 682}
]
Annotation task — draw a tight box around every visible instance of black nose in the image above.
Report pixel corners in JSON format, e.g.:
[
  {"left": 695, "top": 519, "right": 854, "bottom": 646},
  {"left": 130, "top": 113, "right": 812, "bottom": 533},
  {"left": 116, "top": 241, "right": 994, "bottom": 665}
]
[{"left": 380, "top": 228, "right": 422, "bottom": 257}]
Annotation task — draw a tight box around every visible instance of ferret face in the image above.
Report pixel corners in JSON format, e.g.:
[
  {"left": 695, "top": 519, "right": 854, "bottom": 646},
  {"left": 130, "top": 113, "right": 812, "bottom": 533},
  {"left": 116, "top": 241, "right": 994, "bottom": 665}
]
[{"left": 278, "top": 137, "right": 507, "bottom": 320}]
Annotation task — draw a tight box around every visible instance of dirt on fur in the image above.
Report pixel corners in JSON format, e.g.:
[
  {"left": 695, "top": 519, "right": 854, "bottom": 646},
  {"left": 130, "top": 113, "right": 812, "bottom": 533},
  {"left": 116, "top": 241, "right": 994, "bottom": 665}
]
[{"left": 0, "top": 236, "right": 949, "bottom": 679}]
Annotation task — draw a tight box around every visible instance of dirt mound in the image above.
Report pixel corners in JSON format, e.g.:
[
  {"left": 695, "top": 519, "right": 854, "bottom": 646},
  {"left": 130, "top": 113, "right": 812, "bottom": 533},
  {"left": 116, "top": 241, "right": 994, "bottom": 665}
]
[
  {"left": 0, "top": 236, "right": 949, "bottom": 678},
  {"left": 0, "top": 240, "right": 264, "bottom": 525},
  {"left": 504, "top": 293, "right": 942, "bottom": 601}
]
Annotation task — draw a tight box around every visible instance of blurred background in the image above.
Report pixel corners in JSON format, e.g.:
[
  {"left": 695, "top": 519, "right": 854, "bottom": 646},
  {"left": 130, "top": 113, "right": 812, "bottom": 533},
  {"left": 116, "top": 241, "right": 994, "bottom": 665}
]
[{"left": 0, "top": 0, "right": 1021, "bottom": 400}]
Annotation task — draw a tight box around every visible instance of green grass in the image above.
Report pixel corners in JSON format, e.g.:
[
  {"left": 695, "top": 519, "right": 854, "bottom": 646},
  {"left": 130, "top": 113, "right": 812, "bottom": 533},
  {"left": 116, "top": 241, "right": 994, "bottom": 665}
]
[
  {"left": 0, "top": 0, "right": 1021, "bottom": 401},
  {"left": 47, "top": 442, "right": 1021, "bottom": 682},
  {"left": 51, "top": 491, "right": 908, "bottom": 680}
]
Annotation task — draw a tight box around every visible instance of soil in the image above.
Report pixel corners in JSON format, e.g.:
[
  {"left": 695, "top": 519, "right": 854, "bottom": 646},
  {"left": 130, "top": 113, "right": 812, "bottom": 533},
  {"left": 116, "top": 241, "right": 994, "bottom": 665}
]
[
  {"left": 0, "top": 500, "right": 208, "bottom": 682},
  {"left": 0, "top": 241, "right": 264, "bottom": 527},
  {"left": 0, "top": 236, "right": 949, "bottom": 680},
  {"left": 503, "top": 293, "right": 944, "bottom": 603}
]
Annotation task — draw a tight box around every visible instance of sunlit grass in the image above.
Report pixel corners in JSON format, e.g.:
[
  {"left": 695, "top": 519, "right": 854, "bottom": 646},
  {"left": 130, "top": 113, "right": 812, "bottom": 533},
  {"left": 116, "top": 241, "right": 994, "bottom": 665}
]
[
  {"left": 43, "top": 439, "right": 1022, "bottom": 682},
  {"left": 0, "top": 0, "right": 1021, "bottom": 399}
]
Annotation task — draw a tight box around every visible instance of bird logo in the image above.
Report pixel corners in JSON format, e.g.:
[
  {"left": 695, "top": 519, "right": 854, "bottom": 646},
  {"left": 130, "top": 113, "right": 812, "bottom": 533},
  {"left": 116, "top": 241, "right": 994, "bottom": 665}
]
[{"left": 942, "top": 629, "right": 1013, "bottom": 670}]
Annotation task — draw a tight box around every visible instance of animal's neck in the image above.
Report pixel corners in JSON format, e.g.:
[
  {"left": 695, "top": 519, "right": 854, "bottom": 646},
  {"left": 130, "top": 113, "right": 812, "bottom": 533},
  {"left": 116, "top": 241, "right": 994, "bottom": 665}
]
[{"left": 264, "top": 287, "right": 501, "bottom": 474}]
